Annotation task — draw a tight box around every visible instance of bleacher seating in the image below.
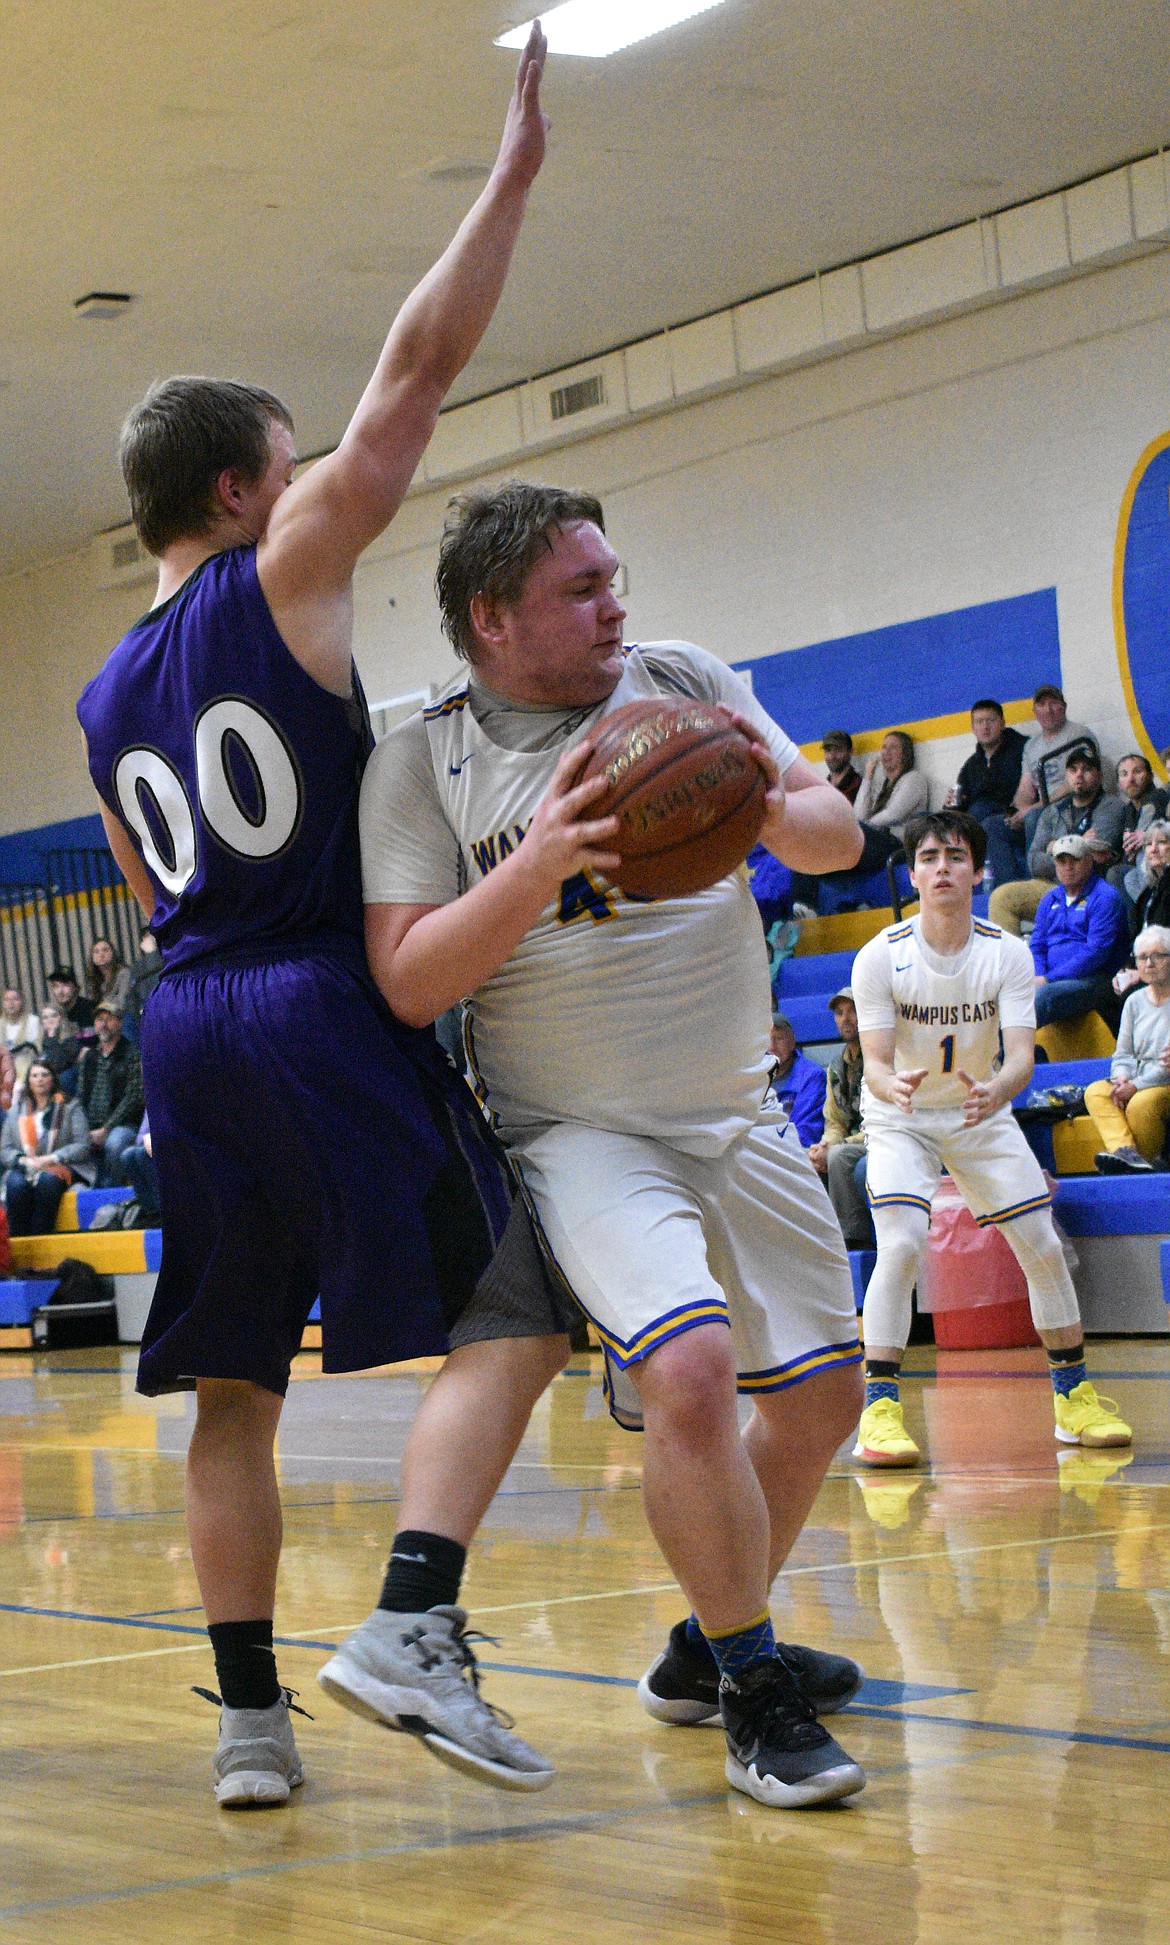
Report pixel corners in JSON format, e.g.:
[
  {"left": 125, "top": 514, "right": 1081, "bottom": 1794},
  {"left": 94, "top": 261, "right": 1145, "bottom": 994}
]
[
  {"left": 54, "top": 1185, "right": 133, "bottom": 1232},
  {"left": 1012, "top": 1057, "right": 1111, "bottom": 1175}
]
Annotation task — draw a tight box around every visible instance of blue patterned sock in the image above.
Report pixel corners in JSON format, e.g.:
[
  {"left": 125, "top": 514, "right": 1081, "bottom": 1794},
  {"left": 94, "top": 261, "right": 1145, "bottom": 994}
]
[
  {"left": 702, "top": 1610, "right": 776, "bottom": 1682},
  {"left": 865, "top": 1360, "right": 901, "bottom": 1408},
  {"left": 1048, "top": 1346, "right": 1087, "bottom": 1399}
]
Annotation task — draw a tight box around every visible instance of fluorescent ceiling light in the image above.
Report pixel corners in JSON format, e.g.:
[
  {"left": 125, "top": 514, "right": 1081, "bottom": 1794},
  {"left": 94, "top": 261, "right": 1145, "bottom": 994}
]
[{"left": 496, "top": 0, "right": 728, "bottom": 59}]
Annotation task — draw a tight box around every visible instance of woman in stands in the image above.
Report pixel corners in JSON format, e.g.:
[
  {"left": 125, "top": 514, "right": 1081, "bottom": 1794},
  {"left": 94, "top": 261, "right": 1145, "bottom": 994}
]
[
  {"left": 38, "top": 1004, "right": 81, "bottom": 1097},
  {"left": 86, "top": 936, "right": 131, "bottom": 1013},
  {"left": 1115, "top": 822, "right": 1170, "bottom": 994},
  {"left": 1, "top": 1058, "right": 93, "bottom": 1234},
  {"left": 792, "top": 730, "right": 928, "bottom": 914},
  {"left": 1086, "top": 925, "right": 1170, "bottom": 1174}
]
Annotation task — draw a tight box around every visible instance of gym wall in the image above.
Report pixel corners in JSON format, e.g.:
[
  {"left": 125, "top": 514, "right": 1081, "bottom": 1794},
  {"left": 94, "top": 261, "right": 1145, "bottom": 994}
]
[{"left": 1, "top": 240, "right": 1168, "bottom": 842}]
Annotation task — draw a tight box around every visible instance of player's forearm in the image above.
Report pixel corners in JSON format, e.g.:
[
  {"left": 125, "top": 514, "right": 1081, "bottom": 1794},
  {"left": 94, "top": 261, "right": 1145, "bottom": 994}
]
[
  {"left": 993, "top": 1047, "right": 1034, "bottom": 1104},
  {"left": 762, "top": 784, "right": 863, "bottom": 872},
  {"left": 366, "top": 854, "right": 555, "bottom": 1028}
]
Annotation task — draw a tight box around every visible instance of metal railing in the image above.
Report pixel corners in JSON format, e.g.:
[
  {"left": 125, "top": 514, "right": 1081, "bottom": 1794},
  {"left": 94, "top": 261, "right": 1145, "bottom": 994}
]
[{"left": 0, "top": 851, "right": 134, "bottom": 1005}]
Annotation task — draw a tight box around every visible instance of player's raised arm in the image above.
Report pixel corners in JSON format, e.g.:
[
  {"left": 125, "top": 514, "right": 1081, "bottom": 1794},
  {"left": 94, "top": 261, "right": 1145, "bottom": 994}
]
[{"left": 262, "top": 25, "right": 549, "bottom": 601}]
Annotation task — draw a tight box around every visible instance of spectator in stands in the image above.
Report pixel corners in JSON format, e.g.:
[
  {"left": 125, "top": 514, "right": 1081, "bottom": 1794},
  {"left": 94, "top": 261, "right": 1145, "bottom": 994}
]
[
  {"left": 1085, "top": 926, "right": 1170, "bottom": 1174},
  {"left": 792, "top": 731, "right": 927, "bottom": 914},
  {"left": 76, "top": 999, "right": 144, "bottom": 1187},
  {"left": 0, "top": 987, "right": 41, "bottom": 1092},
  {"left": 821, "top": 730, "right": 862, "bottom": 806},
  {"left": 116, "top": 1110, "right": 160, "bottom": 1226},
  {"left": 86, "top": 936, "right": 132, "bottom": 1013},
  {"left": 1, "top": 1058, "right": 93, "bottom": 1235},
  {"left": 48, "top": 966, "right": 95, "bottom": 1038},
  {"left": 946, "top": 700, "right": 1026, "bottom": 829},
  {"left": 1116, "top": 825, "right": 1170, "bottom": 998},
  {"left": 1115, "top": 754, "right": 1168, "bottom": 898},
  {"left": 808, "top": 987, "right": 873, "bottom": 1247},
  {"left": 988, "top": 746, "right": 1125, "bottom": 936},
  {"left": 766, "top": 1012, "right": 825, "bottom": 1146},
  {"left": 38, "top": 1004, "right": 81, "bottom": 1097},
  {"left": 1029, "top": 835, "right": 1129, "bottom": 1030},
  {"left": 983, "top": 685, "right": 1100, "bottom": 886},
  {"left": 125, "top": 928, "right": 163, "bottom": 1044},
  {"left": 0, "top": 1042, "right": 14, "bottom": 1115}
]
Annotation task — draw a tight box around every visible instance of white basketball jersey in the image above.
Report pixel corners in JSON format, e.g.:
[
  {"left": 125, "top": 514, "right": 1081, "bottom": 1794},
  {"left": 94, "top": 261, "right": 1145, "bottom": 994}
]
[
  {"left": 851, "top": 915, "right": 1037, "bottom": 1118},
  {"left": 360, "top": 643, "right": 799, "bottom": 1157}
]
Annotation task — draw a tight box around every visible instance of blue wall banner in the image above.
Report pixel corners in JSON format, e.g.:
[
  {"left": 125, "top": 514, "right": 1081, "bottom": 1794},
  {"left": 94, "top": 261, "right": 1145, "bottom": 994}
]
[
  {"left": 1114, "top": 431, "right": 1170, "bottom": 778},
  {"left": 734, "top": 588, "right": 1061, "bottom": 749}
]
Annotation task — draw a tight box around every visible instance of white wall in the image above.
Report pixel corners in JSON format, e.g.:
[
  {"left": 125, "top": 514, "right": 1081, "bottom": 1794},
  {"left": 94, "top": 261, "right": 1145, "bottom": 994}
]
[{"left": 3, "top": 243, "right": 1169, "bottom": 835}]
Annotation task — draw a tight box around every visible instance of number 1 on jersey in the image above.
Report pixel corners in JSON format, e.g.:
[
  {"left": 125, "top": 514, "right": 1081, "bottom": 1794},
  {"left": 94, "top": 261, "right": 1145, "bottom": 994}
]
[{"left": 939, "top": 1033, "right": 956, "bottom": 1074}]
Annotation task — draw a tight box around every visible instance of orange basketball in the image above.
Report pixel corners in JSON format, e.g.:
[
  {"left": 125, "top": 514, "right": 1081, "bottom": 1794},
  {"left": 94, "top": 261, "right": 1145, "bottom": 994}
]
[{"left": 582, "top": 698, "right": 768, "bottom": 899}]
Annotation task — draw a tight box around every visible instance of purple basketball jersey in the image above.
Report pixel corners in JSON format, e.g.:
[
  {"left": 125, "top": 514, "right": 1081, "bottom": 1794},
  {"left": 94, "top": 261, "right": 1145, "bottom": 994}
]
[{"left": 77, "top": 546, "right": 369, "bottom": 969}]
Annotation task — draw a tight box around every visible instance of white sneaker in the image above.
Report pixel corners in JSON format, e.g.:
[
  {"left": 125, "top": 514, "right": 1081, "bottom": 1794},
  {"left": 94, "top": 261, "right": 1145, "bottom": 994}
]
[
  {"left": 196, "top": 1686, "right": 307, "bottom": 1809},
  {"left": 317, "top": 1606, "right": 555, "bottom": 1792}
]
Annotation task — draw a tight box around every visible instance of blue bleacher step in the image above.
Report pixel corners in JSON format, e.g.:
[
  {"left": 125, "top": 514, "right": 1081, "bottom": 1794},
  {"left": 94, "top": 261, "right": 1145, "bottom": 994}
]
[
  {"left": 848, "top": 1249, "right": 876, "bottom": 1311},
  {"left": 70, "top": 1187, "right": 134, "bottom": 1231},
  {"left": 0, "top": 1279, "right": 59, "bottom": 1326},
  {"left": 1053, "top": 1175, "right": 1170, "bottom": 1237},
  {"left": 776, "top": 951, "right": 856, "bottom": 998}
]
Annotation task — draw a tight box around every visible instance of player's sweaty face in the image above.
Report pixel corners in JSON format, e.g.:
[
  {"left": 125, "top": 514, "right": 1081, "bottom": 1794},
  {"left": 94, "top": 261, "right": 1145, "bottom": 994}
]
[
  {"left": 490, "top": 521, "right": 627, "bottom": 708},
  {"left": 909, "top": 838, "right": 975, "bottom": 904}
]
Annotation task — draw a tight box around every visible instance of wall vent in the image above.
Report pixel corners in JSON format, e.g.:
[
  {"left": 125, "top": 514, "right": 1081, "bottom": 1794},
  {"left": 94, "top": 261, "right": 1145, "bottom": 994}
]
[
  {"left": 550, "top": 373, "right": 605, "bottom": 421},
  {"left": 91, "top": 524, "right": 156, "bottom": 591}
]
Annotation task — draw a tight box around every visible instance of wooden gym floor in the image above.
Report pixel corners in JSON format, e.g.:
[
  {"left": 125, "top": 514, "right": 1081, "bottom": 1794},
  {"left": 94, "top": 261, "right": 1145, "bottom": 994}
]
[{"left": 0, "top": 1341, "right": 1168, "bottom": 1943}]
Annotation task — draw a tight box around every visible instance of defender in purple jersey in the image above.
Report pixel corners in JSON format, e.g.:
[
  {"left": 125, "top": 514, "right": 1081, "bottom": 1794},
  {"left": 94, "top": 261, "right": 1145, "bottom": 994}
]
[{"left": 77, "top": 29, "right": 580, "bottom": 1809}]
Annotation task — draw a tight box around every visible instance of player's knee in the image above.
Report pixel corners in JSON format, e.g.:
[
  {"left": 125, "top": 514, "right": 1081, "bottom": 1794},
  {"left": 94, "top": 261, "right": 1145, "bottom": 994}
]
[{"left": 633, "top": 1323, "right": 737, "bottom": 1443}]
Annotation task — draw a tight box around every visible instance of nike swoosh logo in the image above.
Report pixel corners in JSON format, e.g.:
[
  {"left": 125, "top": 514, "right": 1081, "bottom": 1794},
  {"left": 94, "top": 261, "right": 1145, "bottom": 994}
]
[
  {"left": 449, "top": 756, "right": 472, "bottom": 775},
  {"left": 894, "top": 963, "right": 912, "bottom": 971}
]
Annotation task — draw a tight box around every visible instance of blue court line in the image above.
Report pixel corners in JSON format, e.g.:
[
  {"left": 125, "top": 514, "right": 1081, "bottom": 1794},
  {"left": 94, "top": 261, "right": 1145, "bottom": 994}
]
[
  {"left": 127, "top": 1604, "right": 205, "bottom": 1618},
  {"left": 899, "top": 1369, "right": 1170, "bottom": 1382},
  {"left": 844, "top": 1703, "right": 1170, "bottom": 1755},
  {"left": 1, "top": 1594, "right": 1163, "bottom": 1761}
]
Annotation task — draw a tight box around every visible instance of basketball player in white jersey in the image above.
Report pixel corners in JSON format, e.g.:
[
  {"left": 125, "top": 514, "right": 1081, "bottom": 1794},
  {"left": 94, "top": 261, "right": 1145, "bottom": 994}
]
[
  {"left": 358, "top": 481, "right": 870, "bottom": 1810},
  {"left": 851, "top": 810, "right": 1131, "bottom": 1465}
]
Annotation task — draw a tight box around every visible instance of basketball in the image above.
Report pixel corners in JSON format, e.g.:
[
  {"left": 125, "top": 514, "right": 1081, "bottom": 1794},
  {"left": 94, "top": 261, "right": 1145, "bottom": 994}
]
[{"left": 583, "top": 697, "right": 768, "bottom": 899}]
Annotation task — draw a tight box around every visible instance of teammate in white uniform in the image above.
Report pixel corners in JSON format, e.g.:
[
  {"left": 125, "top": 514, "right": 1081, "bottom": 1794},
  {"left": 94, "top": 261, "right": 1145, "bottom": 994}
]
[
  {"left": 851, "top": 810, "right": 1131, "bottom": 1466},
  {"left": 360, "top": 482, "right": 869, "bottom": 1809}
]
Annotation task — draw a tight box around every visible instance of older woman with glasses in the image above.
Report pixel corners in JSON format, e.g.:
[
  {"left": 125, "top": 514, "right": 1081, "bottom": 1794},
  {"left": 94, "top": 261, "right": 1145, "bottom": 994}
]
[{"left": 1086, "top": 924, "right": 1170, "bottom": 1173}]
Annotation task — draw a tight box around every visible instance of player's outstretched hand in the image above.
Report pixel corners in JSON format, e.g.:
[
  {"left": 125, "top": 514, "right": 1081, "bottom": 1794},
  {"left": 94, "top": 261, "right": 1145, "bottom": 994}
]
[
  {"left": 520, "top": 740, "right": 621, "bottom": 899},
  {"left": 495, "top": 21, "right": 550, "bottom": 192},
  {"left": 890, "top": 1067, "right": 928, "bottom": 1114},
  {"left": 957, "top": 1069, "right": 999, "bottom": 1126}
]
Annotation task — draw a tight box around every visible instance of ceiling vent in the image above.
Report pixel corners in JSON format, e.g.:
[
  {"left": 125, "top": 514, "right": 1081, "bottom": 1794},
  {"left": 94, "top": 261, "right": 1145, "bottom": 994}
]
[
  {"left": 91, "top": 524, "right": 156, "bottom": 591},
  {"left": 549, "top": 373, "right": 606, "bottom": 421},
  {"left": 74, "top": 291, "right": 134, "bottom": 320}
]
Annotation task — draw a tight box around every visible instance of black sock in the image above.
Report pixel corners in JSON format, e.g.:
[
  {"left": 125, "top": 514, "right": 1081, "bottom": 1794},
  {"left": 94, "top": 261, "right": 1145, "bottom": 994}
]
[
  {"left": 207, "top": 1618, "right": 281, "bottom": 1710},
  {"left": 378, "top": 1529, "right": 467, "bottom": 1613}
]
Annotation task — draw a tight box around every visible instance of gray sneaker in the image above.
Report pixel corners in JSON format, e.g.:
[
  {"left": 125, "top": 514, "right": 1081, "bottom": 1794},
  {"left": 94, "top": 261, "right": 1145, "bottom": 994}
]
[
  {"left": 317, "top": 1606, "right": 555, "bottom": 1793},
  {"left": 195, "top": 1687, "right": 307, "bottom": 1809}
]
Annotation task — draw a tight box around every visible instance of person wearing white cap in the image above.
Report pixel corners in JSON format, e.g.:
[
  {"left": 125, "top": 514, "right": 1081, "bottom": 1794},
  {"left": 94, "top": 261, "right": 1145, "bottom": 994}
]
[{"left": 1029, "top": 834, "right": 1129, "bottom": 1030}]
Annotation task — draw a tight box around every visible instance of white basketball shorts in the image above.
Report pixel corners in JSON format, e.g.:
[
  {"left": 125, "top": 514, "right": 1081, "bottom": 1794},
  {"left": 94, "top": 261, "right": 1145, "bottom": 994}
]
[
  {"left": 507, "top": 1108, "right": 861, "bottom": 1429},
  {"left": 864, "top": 1104, "right": 1052, "bottom": 1229}
]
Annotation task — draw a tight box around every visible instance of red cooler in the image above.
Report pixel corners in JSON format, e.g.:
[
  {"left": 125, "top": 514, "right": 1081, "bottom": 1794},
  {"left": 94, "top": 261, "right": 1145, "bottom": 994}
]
[{"left": 919, "top": 1177, "right": 1040, "bottom": 1350}]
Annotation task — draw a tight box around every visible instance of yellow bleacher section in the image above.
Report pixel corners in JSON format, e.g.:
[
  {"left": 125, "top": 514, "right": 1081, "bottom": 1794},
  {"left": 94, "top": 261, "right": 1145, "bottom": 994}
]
[{"left": 10, "top": 1230, "right": 150, "bottom": 1274}]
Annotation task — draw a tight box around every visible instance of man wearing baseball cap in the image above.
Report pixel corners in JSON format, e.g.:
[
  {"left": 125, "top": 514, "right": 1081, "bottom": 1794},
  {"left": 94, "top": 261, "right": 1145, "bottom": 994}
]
[
  {"left": 75, "top": 996, "right": 144, "bottom": 1187},
  {"left": 807, "top": 987, "right": 873, "bottom": 1248},
  {"left": 984, "top": 686, "right": 1102, "bottom": 888},
  {"left": 1029, "top": 834, "right": 1129, "bottom": 1030},
  {"left": 989, "top": 744, "right": 1127, "bottom": 935}
]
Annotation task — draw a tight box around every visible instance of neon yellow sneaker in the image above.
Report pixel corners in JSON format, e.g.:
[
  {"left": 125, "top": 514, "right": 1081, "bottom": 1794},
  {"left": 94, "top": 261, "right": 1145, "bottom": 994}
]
[
  {"left": 852, "top": 1398, "right": 921, "bottom": 1468},
  {"left": 1053, "top": 1381, "right": 1132, "bottom": 1449}
]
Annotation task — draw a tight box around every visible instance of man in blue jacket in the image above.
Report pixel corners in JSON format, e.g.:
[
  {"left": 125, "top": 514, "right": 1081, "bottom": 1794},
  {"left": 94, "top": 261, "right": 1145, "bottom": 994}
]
[
  {"left": 1031, "top": 835, "right": 1129, "bottom": 1030},
  {"left": 767, "top": 1014, "right": 826, "bottom": 1146}
]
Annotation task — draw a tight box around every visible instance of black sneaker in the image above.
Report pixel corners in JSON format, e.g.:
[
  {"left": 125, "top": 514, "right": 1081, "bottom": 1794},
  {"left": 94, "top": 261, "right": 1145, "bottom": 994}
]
[
  {"left": 720, "top": 1657, "right": 866, "bottom": 1809},
  {"left": 638, "top": 1620, "right": 865, "bottom": 1725},
  {"left": 1094, "top": 1148, "right": 1156, "bottom": 1174}
]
